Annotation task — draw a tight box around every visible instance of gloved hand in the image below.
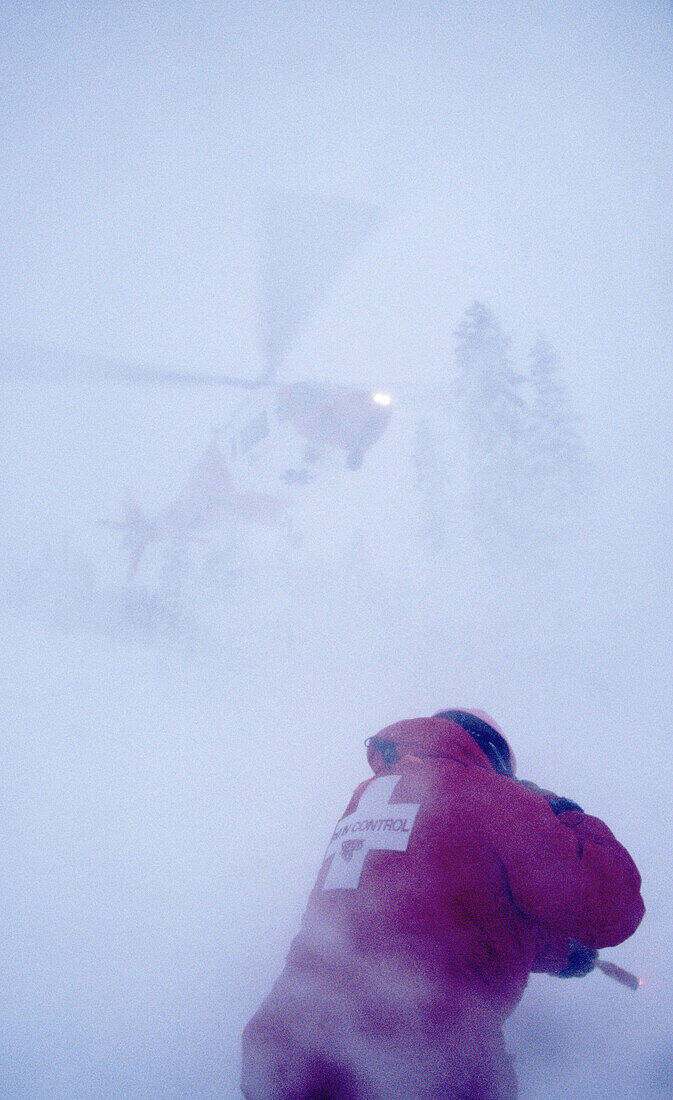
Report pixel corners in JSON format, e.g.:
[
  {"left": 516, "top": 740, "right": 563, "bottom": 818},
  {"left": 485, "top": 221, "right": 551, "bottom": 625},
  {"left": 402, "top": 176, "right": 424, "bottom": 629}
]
[{"left": 556, "top": 940, "right": 599, "bottom": 978}]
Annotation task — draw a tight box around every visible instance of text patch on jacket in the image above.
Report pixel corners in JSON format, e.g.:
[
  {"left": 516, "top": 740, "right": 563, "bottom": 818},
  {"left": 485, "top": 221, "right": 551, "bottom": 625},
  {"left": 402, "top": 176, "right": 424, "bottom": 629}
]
[{"left": 322, "top": 775, "right": 420, "bottom": 890}]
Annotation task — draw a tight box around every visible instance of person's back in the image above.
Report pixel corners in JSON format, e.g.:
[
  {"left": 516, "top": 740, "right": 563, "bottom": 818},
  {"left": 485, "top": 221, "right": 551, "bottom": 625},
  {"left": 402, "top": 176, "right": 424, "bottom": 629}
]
[{"left": 241, "top": 713, "right": 644, "bottom": 1100}]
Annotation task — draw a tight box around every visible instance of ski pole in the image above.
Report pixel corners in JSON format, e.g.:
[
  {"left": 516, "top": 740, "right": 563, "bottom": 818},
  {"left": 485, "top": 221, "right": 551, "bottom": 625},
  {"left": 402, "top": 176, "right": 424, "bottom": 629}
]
[{"left": 595, "top": 959, "right": 641, "bottom": 991}]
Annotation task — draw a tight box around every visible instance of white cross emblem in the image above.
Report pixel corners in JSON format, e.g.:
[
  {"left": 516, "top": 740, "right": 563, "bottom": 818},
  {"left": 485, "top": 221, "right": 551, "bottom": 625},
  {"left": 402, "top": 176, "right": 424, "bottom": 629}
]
[{"left": 322, "top": 775, "right": 421, "bottom": 890}]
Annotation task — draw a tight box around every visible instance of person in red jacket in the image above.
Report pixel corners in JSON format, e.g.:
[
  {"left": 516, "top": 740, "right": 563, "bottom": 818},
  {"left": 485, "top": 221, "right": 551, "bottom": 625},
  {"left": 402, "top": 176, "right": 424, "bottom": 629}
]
[{"left": 241, "top": 710, "right": 644, "bottom": 1100}]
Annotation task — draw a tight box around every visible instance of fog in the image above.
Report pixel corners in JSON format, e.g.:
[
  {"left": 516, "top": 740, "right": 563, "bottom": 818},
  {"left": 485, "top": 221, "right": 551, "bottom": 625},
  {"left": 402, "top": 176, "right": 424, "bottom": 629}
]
[{"left": 1, "top": 2, "right": 672, "bottom": 1097}]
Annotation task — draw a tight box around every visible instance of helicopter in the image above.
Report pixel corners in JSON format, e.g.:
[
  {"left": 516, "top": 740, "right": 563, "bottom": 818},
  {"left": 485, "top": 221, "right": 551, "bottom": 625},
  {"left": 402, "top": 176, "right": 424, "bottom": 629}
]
[
  {"left": 5, "top": 194, "right": 396, "bottom": 585},
  {"left": 96, "top": 194, "right": 396, "bottom": 582}
]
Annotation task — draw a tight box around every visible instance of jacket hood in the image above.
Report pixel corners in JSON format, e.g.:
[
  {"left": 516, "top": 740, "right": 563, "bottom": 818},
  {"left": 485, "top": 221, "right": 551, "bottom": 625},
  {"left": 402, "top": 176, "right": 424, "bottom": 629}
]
[{"left": 366, "top": 715, "right": 513, "bottom": 775}]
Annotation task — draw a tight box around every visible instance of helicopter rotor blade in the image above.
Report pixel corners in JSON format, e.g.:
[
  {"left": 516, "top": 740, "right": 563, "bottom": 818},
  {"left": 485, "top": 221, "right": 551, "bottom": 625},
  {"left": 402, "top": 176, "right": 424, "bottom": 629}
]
[
  {"left": 1, "top": 194, "right": 382, "bottom": 390},
  {"left": 259, "top": 191, "right": 381, "bottom": 377}
]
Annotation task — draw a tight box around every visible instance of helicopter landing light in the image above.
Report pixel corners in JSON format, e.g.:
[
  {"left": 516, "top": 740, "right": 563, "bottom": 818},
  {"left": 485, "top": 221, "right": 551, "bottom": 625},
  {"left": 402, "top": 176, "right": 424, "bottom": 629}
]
[{"left": 371, "top": 392, "right": 392, "bottom": 407}]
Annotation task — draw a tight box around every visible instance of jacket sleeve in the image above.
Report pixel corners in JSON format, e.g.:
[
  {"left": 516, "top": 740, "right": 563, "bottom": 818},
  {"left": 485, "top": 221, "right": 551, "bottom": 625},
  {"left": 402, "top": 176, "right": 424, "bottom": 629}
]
[
  {"left": 530, "top": 926, "right": 573, "bottom": 974},
  {"left": 492, "top": 784, "right": 645, "bottom": 950}
]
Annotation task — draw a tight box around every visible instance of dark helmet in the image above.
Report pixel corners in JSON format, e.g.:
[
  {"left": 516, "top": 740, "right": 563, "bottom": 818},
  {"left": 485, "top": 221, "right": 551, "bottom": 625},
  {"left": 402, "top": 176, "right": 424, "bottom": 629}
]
[{"left": 434, "top": 709, "right": 515, "bottom": 777}]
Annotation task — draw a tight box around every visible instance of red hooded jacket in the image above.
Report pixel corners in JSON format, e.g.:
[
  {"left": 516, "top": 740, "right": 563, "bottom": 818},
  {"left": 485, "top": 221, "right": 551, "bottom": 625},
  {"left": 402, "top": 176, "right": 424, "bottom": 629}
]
[{"left": 242, "top": 716, "right": 644, "bottom": 1099}]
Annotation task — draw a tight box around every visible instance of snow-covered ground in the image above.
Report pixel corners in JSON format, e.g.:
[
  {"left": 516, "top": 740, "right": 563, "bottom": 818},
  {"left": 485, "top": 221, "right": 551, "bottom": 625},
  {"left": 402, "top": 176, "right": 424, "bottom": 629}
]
[{"left": 0, "top": 523, "right": 669, "bottom": 1097}]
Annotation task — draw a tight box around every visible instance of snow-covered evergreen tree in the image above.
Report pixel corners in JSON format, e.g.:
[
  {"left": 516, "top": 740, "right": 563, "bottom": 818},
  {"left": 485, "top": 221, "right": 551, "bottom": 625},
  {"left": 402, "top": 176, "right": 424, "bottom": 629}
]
[{"left": 454, "top": 302, "right": 529, "bottom": 550}]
